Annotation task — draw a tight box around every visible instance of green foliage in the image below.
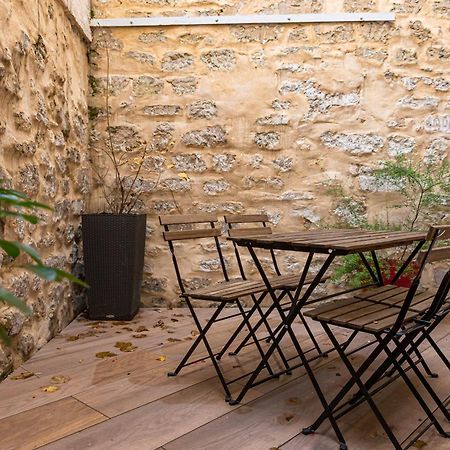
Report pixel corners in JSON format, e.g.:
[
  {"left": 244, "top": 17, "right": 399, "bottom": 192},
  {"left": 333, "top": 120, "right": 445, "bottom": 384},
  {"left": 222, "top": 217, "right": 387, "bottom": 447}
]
[
  {"left": 331, "top": 253, "right": 374, "bottom": 288},
  {"left": 0, "top": 180, "right": 87, "bottom": 345},
  {"left": 374, "top": 156, "right": 450, "bottom": 230},
  {"left": 332, "top": 156, "right": 449, "bottom": 287}
]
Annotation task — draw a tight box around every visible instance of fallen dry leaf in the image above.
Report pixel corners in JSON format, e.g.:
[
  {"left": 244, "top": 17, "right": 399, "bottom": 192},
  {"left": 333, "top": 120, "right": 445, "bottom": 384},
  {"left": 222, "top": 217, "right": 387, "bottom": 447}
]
[
  {"left": 132, "top": 333, "right": 147, "bottom": 338},
  {"left": 167, "top": 337, "right": 182, "bottom": 343},
  {"left": 122, "top": 326, "right": 133, "bottom": 332},
  {"left": 65, "top": 335, "right": 79, "bottom": 342},
  {"left": 136, "top": 326, "right": 149, "bottom": 332},
  {"left": 153, "top": 319, "right": 168, "bottom": 330},
  {"left": 190, "top": 329, "right": 199, "bottom": 336},
  {"left": 95, "top": 351, "right": 117, "bottom": 359},
  {"left": 170, "top": 318, "right": 179, "bottom": 322},
  {"left": 11, "top": 372, "right": 34, "bottom": 380},
  {"left": 413, "top": 441, "right": 427, "bottom": 449},
  {"left": 114, "top": 341, "right": 137, "bottom": 352},
  {"left": 41, "top": 385, "right": 59, "bottom": 393},
  {"left": 173, "top": 313, "right": 184, "bottom": 317},
  {"left": 51, "top": 375, "right": 71, "bottom": 384},
  {"left": 156, "top": 356, "right": 166, "bottom": 362}
]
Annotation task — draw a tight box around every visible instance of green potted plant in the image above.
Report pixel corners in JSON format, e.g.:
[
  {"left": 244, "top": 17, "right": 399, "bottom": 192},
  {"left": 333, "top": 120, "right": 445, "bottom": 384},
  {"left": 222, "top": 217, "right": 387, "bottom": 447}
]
[{"left": 0, "top": 180, "right": 87, "bottom": 345}]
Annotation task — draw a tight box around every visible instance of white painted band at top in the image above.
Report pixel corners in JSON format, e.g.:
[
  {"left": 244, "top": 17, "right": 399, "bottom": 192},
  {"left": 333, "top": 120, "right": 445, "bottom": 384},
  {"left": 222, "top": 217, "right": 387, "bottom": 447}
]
[{"left": 90, "top": 12, "right": 396, "bottom": 28}]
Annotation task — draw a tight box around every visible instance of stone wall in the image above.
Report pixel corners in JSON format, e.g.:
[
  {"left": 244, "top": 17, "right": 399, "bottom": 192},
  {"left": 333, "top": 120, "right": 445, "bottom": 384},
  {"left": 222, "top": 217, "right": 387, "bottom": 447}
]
[
  {"left": 89, "top": 0, "right": 449, "bottom": 307},
  {"left": 0, "top": 0, "right": 90, "bottom": 377}
]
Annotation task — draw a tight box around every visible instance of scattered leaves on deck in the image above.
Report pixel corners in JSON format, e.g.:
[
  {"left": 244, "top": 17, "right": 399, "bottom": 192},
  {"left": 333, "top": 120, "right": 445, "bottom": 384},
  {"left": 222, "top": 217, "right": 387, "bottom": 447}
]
[
  {"left": 50, "top": 375, "right": 71, "bottom": 384},
  {"left": 95, "top": 351, "right": 117, "bottom": 359},
  {"left": 167, "top": 337, "right": 182, "bottom": 343},
  {"left": 413, "top": 441, "right": 427, "bottom": 449},
  {"left": 41, "top": 385, "right": 59, "bottom": 393},
  {"left": 114, "top": 341, "right": 137, "bottom": 352},
  {"left": 156, "top": 356, "right": 166, "bottom": 362},
  {"left": 153, "top": 319, "right": 168, "bottom": 330},
  {"left": 11, "top": 372, "right": 34, "bottom": 380},
  {"left": 65, "top": 330, "right": 99, "bottom": 341},
  {"left": 132, "top": 333, "right": 148, "bottom": 338},
  {"left": 191, "top": 329, "right": 199, "bottom": 336},
  {"left": 122, "top": 326, "right": 133, "bottom": 332},
  {"left": 136, "top": 326, "right": 149, "bottom": 333}
]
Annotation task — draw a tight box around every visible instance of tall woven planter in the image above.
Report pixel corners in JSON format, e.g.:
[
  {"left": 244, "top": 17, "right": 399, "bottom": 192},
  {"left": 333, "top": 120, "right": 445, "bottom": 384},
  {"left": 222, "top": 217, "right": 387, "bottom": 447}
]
[{"left": 82, "top": 214, "right": 146, "bottom": 320}]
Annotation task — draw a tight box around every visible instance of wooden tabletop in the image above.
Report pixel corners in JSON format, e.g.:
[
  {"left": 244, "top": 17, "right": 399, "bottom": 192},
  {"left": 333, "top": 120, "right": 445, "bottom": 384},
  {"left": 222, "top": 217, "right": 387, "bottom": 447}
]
[{"left": 228, "top": 229, "right": 427, "bottom": 254}]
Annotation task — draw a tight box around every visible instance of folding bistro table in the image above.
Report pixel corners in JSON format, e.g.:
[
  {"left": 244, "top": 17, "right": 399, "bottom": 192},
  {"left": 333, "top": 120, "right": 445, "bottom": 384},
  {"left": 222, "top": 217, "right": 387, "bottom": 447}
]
[{"left": 227, "top": 229, "right": 427, "bottom": 404}]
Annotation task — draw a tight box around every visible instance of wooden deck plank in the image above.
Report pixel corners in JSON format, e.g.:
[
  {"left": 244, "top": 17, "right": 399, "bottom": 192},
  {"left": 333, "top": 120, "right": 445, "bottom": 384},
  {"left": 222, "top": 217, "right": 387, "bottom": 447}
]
[
  {"left": 1, "top": 309, "right": 447, "bottom": 450},
  {"left": 0, "top": 397, "right": 107, "bottom": 450},
  {"left": 163, "top": 332, "right": 449, "bottom": 450},
  {"left": 40, "top": 378, "right": 255, "bottom": 450}
]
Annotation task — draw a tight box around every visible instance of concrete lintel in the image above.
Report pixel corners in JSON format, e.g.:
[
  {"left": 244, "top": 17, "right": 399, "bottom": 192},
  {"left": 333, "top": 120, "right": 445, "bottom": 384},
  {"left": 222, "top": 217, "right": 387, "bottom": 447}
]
[{"left": 90, "top": 12, "right": 395, "bottom": 28}]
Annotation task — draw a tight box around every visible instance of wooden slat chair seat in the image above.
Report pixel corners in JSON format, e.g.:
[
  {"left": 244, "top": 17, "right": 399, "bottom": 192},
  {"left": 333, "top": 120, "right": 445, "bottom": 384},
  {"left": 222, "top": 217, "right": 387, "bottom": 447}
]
[
  {"left": 355, "top": 285, "right": 450, "bottom": 314},
  {"left": 185, "top": 273, "right": 323, "bottom": 301},
  {"left": 301, "top": 225, "right": 450, "bottom": 450},
  {"left": 304, "top": 298, "right": 421, "bottom": 333},
  {"left": 159, "top": 213, "right": 292, "bottom": 402}
]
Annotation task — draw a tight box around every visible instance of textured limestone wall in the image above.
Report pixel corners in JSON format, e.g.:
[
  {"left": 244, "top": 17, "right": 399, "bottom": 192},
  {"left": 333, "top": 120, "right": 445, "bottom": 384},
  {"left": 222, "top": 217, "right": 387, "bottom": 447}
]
[
  {"left": 0, "top": 0, "right": 90, "bottom": 376},
  {"left": 89, "top": 0, "right": 449, "bottom": 306}
]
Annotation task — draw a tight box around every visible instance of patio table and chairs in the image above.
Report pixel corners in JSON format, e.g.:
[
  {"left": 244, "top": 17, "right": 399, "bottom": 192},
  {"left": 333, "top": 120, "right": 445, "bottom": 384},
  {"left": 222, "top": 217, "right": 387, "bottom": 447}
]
[{"left": 161, "top": 216, "right": 450, "bottom": 449}]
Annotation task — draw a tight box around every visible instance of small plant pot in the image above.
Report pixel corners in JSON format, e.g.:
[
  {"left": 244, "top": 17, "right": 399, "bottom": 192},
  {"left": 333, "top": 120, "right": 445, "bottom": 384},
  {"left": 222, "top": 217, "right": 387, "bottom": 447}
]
[
  {"left": 381, "top": 259, "right": 419, "bottom": 288},
  {"left": 82, "top": 213, "right": 146, "bottom": 320}
]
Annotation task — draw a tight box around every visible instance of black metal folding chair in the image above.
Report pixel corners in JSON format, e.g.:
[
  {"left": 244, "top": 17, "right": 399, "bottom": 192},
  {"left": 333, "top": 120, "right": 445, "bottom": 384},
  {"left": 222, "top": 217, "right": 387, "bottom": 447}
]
[
  {"left": 301, "top": 224, "right": 450, "bottom": 450},
  {"left": 160, "top": 214, "right": 292, "bottom": 401},
  {"left": 217, "top": 214, "right": 325, "bottom": 360}
]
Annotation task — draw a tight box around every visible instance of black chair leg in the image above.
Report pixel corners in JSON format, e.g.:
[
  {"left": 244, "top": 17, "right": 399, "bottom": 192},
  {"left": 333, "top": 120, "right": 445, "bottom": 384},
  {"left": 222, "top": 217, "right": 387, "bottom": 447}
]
[
  {"left": 378, "top": 336, "right": 450, "bottom": 436},
  {"left": 321, "top": 325, "right": 403, "bottom": 450}
]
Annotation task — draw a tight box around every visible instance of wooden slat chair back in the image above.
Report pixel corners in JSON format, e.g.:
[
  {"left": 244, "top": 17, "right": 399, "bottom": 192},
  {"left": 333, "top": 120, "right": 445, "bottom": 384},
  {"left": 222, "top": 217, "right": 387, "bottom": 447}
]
[
  {"left": 224, "top": 214, "right": 280, "bottom": 279},
  {"left": 159, "top": 214, "right": 228, "bottom": 294}
]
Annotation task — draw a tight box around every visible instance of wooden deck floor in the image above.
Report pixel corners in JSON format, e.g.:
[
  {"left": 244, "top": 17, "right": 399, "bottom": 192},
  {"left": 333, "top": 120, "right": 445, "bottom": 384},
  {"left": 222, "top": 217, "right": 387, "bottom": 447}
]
[{"left": 0, "top": 307, "right": 448, "bottom": 450}]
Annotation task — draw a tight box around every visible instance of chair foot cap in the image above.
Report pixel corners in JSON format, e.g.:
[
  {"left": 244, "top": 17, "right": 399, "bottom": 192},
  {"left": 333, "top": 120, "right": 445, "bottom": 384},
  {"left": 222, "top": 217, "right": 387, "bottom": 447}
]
[
  {"left": 302, "top": 427, "right": 315, "bottom": 435},
  {"left": 430, "top": 373, "right": 439, "bottom": 378},
  {"left": 228, "top": 399, "right": 240, "bottom": 406},
  {"left": 215, "top": 355, "right": 222, "bottom": 361},
  {"left": 167, "top": 372, "right": 177, "bottom": 377},
  {"left": 339, "top": 443, "right": 348, "bottom": 450},
  {"left": 225, "top": 395, "right": 232, "bottom": 403},
  {"left": 286, "top": 370, "right": 292, "bottom": 376},
  {"left": 441, "top": 431, "right": 450, "bottom": 438}
]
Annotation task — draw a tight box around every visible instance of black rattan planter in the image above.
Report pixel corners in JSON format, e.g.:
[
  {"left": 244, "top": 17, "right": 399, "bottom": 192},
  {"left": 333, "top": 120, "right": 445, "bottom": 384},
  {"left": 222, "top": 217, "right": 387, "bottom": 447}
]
[{"left": 81, "top": 213, "right": 146, "bottom": 320}]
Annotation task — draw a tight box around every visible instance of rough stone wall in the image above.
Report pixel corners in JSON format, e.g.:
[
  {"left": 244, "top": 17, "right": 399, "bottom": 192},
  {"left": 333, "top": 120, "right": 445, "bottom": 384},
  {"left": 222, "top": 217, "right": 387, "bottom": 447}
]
[
  {"left": 89, "top": 0, "right": 449, "bottom": 306},
  {"left": 0, "top": 0, "right": 90, "bottom": 377}
]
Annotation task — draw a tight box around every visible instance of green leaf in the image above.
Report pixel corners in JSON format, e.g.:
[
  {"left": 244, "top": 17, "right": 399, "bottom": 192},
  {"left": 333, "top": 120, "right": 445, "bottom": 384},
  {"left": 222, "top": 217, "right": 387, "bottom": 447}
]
[
  {"left": 23, "top": 265, "right": 89, "bottom": 288},
  {"left": 14, "top": 242, "right": 42, "bottom": 263},
  {"left": 0, "top": 241, "right": 43, "bottom": 263},
  {"left": 0, "top": 287, "right": 31, "bottom": 314},
  {"left": 0, "top": 240, "right": 20, "bottom": 259},
  {"left": 24, "top": 265, "right": 59, "bottom": 281},
  {"left": 0, "top": 211, "right": 40, "bottom": 224},
  {"left": 0, "top": 326, "right": 11, "bottom": 346},
  {"left": 54, "top": 269, "right": 89, "bottom": 288}
]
